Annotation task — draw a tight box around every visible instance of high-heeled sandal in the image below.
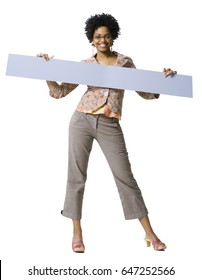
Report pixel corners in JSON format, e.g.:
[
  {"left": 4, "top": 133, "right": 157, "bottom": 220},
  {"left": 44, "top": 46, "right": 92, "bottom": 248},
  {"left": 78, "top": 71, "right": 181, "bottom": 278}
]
[
  {"left": 144, "top": 236, "right": 166, "bottom": 251},
  {"left": 72, "top": 240, "right": 85, "bottom": 253}
]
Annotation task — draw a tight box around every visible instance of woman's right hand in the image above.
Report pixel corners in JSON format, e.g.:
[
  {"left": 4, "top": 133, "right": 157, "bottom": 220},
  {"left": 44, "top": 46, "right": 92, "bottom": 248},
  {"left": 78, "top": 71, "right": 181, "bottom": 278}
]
[
  {"left": 36, "top": 53, "right": 54, "bottom": 61},
  {"left": 163, "top": 68, "right": 177, "bottom": 77}
]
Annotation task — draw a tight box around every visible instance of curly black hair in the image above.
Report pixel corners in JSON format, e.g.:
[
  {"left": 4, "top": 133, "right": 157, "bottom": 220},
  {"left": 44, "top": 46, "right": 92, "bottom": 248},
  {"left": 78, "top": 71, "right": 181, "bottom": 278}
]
[{"left": 84, "top": 13, "right": 120, "bottom": 43}]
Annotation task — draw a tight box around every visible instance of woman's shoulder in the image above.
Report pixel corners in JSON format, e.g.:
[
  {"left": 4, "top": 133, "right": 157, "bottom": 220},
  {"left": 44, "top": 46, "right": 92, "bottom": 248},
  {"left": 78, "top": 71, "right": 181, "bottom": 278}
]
[
  {"left": 81, "top": 56, "right": 96, "bottom": 63},
  {"left": 115, "top": 52, "right": 136, "bottom": 68}
]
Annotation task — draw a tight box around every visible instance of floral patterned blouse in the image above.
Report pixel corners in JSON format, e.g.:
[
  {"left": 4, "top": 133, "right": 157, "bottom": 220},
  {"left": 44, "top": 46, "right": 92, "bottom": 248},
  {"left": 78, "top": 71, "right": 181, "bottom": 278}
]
[{"left": 49, "top": 51, "right": 159, "bottom": 119}]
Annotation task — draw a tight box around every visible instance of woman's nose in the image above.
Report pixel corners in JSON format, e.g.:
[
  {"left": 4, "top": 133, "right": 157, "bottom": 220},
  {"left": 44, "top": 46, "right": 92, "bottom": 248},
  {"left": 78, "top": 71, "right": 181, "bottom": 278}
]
[{"left": 100, "top": 37, "right": 106, "bottom": 42}]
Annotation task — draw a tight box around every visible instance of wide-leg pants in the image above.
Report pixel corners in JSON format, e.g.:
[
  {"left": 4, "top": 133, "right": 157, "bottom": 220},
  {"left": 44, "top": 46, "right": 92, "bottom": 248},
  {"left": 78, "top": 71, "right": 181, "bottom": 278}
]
[{"left": 61, "top": 110, "right": 148, "bottom": 220}]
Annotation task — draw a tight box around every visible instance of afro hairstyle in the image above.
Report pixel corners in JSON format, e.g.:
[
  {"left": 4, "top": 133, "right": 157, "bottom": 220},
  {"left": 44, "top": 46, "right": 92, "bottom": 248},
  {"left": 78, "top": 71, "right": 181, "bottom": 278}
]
[{"left": 84, "top": 13, "right": 120, "bottom": 43}]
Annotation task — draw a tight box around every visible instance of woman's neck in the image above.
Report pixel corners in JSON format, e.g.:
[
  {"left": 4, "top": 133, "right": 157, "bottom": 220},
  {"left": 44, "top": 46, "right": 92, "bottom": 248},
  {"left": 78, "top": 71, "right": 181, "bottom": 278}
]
[
  {"left": 96, "top": 51, "right": 117, "bottom": 65},
  {"left": 96, "top": 49, "right": 112, "bottom": 59}
]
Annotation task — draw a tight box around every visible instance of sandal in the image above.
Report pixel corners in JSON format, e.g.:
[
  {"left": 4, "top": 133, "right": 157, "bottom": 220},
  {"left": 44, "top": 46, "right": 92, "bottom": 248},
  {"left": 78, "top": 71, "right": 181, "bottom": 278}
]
[
  {"left": 72, "top": 240, "right": 85, "bottom": 253},
  {"left": 144, "top": 236, "right": 166, "bottom": 251}
]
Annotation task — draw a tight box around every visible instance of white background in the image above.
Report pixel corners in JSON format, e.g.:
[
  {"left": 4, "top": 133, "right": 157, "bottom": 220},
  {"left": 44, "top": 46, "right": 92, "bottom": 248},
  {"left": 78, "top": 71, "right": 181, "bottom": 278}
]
[{"left": 0, "top": 0, "right": 201, "bottom": 279}]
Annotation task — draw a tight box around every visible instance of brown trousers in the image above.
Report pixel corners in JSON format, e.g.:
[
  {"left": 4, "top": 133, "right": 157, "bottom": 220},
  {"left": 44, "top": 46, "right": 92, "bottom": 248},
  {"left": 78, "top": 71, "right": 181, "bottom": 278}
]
[{"left": 62, "top": 110, "right": 148, "bottom": 220}]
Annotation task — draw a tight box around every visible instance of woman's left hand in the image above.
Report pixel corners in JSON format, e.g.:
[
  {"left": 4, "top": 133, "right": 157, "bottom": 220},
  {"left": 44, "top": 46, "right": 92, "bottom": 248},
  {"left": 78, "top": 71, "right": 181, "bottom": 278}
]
[
  {"left": 163, "top": 68, "right": 177, "bottom": 77},
  {"left": 36, "top": 53, "right": 54, "bottom": 61}
]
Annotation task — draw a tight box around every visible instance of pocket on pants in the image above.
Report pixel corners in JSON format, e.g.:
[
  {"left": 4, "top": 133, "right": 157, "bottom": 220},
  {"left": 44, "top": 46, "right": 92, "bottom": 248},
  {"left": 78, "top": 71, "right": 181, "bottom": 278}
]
[{"left": 70, "top": 110, "right": 82, "bottom": 123}]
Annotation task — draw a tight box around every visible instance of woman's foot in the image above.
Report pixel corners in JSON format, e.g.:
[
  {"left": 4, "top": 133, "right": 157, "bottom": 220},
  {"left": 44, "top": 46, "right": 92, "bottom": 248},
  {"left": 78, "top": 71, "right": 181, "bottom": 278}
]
[
  {"left": 72, "top": 232, "right": 85, "bottom": 253},
  {"left": 144, "top": 235, "right": 166, "bottom": 251},
  {"left": 72, "top": 220, "right": 85, "bottom": 253},
  {"left": 138, "top": 215, "right": 166, "bottom": 251},
  {"left": 72, "top": 239, "right": 85, "bottom": 253}
]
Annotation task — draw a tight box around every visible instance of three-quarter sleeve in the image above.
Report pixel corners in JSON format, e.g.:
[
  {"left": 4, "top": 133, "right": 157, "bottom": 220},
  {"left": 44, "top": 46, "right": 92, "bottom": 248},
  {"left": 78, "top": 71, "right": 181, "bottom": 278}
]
[
  {"left": 136, "top": 91, "right": 160, "bottom": 99},
  {"left": 49, "top": 82, "right": 79, "bottom": 99}
]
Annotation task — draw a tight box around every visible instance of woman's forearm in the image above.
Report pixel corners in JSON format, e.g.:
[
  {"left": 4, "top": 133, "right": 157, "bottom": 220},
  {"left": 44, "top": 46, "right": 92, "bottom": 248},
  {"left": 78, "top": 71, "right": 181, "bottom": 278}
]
[
  {"left": 46, "top": 80, "right": 59, "bottom": 91},
  {"left": 47, "top": 81, "right": 79, "bottom": 99}
]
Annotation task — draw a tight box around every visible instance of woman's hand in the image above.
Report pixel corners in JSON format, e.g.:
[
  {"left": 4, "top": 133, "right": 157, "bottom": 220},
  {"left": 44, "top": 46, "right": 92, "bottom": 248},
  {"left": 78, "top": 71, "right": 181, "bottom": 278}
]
[
  {"left": 36, "top": 53, "right": 54, "bottom": 61},
  {"left": 163, "top": 68, "right": 177, "bottom": 77}
]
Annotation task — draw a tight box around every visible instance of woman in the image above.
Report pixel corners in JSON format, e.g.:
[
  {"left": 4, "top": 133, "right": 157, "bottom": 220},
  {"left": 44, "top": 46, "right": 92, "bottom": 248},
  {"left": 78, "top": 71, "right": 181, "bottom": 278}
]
[{"left": 38, "top": 13, "right": 176, "bottom": 253}]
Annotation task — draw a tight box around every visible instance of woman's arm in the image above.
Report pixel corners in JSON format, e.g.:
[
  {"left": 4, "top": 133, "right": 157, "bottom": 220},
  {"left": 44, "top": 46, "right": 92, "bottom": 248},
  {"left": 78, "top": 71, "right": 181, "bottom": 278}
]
[
  {"left": 136, "top": 68, "right": 177, "bottom": 100},
  {"left": 127, "top": 57, "right": 176, "bottom": 100},
  {"left": 136, "top": 92, "right": 160, "bottom": 99},
  {"left": 37, "top": 53, "right": 79, "bottom": 99},
  {"left": 47, "top": 81, "right": 78, "bottom": 99}
]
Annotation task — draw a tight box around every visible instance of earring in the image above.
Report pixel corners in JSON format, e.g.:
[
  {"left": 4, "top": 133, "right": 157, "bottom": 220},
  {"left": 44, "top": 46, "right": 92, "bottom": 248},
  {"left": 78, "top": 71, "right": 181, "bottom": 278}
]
[
  {"left": 92, "top": 44, "right": 96, "bottom": 56},
  {"left": 110, "top": 42, "right": 114, "bottom": 53}
]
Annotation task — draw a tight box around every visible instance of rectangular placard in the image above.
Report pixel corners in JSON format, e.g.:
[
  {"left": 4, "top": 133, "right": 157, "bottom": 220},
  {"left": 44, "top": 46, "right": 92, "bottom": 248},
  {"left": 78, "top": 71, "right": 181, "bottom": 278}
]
[{"left": 6, "top": 54, "right": 192, "bottom": 97}]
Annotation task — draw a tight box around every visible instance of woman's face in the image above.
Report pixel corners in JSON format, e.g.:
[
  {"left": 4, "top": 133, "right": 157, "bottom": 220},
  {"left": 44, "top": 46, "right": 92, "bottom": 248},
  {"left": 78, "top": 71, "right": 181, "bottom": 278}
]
[{"left": 92, "top": 26, "right": 113, "bottom": 53}]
